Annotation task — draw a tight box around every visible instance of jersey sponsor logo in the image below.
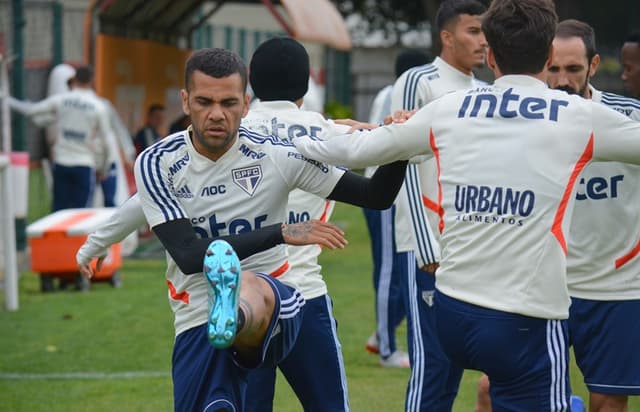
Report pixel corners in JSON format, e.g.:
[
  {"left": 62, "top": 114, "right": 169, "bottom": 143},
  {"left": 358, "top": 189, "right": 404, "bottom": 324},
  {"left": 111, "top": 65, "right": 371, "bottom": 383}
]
[
  {"left": 288, "top": 210, "right": 311, "bottom": 224},
  {"left": 457, "top": 88, "right": 569, "bottom": 122},
  {"left": 232, "top": 165, "right": 263, "bottom": 196},
  {"left": 611, "top": 107, "right": 634, "bottom": 117},
  {"left": 200, "top": 184, "right": 227, "bottom": 197},
  {"left": 454, "top": 184, "right": 535, "bottom": 226},
  {"left": 169, "top": 153, "right": 190, "bottom": 175},
  {"left": 575, "top": 175, "right": 623, "bottom": 200},
  {"left": 62, "top": 98, "right": 95, "bottom": 111},
  {"left": 287, "top": 152, "right": 330, "bottom": 173},
  {"left": 62, "top": 130, "right": 86, "bottom": 141},
  {"left": 270, "top": 118, "right": 322, "bottom": 142},
  {"left": 238, "top": 143, "right": 266, "bottom": 160},
  {"left": 174, "top": 184, "right": 194, "bottom": 199},
  {"left": 191, "top": 213, "right": 268, "bottom": 237}
]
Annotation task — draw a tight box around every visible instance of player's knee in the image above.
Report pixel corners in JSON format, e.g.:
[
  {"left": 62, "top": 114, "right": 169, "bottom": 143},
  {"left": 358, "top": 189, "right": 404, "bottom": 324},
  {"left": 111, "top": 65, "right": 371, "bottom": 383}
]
[{"left": 589, "top": 392, "right": 628, "bottom": 412}]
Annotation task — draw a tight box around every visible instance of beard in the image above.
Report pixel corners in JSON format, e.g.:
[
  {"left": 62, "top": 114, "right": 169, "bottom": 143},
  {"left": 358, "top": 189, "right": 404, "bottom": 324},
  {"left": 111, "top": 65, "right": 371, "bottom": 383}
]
[{"left": 555, "top": 74, "right": 590, "bottom": 97}]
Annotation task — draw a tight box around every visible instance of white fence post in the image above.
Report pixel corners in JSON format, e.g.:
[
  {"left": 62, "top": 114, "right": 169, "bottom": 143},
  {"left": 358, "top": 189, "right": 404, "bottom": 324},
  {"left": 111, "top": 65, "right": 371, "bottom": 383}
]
[{"left": 0, "top": 53, "right": 19, "bottom": 311}]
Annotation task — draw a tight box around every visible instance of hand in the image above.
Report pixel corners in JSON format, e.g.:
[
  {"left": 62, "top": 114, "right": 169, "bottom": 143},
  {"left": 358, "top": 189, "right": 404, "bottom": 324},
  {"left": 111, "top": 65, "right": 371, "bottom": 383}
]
[
  {"left": 420, "top": 262, "right": 439, "bottom": 273},
  {"left": 384, "top": 109, "right": 417, "bottom": 125},
  {"left": 334, "top": 118, "right": 380, "bottom": 133},
  {"left": 282, "top": 220, "right": 347, "bottom": 249},
  {"left": 78, "top": 256, "right": 105, "bottom": 279}
]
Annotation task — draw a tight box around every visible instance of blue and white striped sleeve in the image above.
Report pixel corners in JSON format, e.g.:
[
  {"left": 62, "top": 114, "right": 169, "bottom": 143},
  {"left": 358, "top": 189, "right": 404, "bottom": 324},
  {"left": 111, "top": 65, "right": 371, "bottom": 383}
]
[
  {"left": 392, "top": 67, "right": 441, "bottom": 266},
  {"left": 133, "top": 138, "right": 188, "bottom": 228}
]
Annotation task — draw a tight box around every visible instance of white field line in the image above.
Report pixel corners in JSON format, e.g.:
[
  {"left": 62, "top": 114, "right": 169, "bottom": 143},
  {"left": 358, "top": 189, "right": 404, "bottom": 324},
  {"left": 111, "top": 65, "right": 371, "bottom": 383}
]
[{"left": 0, "top": 371, "right": 170, "bottom": 380}]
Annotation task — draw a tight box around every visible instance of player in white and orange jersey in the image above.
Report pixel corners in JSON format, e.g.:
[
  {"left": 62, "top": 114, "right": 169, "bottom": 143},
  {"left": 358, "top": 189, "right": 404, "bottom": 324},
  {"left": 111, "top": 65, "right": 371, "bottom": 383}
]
[{"left": 292, "top": 1, "right": 640, "bottom": 410}]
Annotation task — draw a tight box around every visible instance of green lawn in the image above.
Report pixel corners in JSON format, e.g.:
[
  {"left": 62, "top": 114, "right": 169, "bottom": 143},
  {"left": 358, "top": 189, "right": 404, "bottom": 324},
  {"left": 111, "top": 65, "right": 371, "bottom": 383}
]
[{"left": 1, "top": 202, "right": 638, "bottom": 411}]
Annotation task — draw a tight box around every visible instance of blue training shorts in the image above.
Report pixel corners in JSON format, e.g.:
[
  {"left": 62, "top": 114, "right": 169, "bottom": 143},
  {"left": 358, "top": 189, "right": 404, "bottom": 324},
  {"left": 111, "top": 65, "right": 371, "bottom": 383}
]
[
  {"left": 570, "top": 297, "right": 640, "bottom": 395},
  {"left": 435, "top": 290, "right": 571, "bottom": 412},
  {"left": 172, "top": 274, "right": 305, "bottom": 412}
]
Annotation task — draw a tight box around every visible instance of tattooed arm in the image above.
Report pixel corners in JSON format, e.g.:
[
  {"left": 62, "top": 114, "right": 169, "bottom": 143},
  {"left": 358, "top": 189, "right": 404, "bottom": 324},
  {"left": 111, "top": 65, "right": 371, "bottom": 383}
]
[{"left": 153, "top": 219, "right": 346, "bottom": 275}]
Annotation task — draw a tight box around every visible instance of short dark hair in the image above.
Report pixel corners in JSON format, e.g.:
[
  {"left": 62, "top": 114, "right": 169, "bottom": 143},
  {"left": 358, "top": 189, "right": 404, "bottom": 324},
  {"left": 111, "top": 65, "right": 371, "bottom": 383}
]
[
  {"left": 148, "top": 104, "right": 165, "bottom": 114},
  {"left": 184, "top": 48, "right": 248, "bottom": 92},
  {"left": 482, "top": 0, "right": 557, "bottom": 75},
  {"left": 435, "top": 0, "right": 487, "bottom": 32},
  {"left": 556, "top": 19, "right": 597, "bottom": 63},
  {"left": 74, "top": 66, "right": 93, "bottom": 84},
  {"left": 625, "top": 31, "right": 640, "bottom": 45},
  {"left": 395, "top": 49, "right": 430, "bottom": 78}
]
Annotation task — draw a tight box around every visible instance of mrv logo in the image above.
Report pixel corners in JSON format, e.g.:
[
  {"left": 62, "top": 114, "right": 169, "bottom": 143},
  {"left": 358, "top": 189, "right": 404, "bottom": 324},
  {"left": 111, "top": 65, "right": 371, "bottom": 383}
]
[{"left": 454, "top": 184, "right": 535, "bottom": 226}]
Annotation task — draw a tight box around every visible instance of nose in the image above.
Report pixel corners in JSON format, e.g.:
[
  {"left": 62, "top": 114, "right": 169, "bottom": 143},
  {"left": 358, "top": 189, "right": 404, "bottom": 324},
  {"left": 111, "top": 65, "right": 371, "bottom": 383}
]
[
  {"left": 207, "top": 104, "right": 224, "bottom": 121},
  {"left": 621, "top": 70, "right": 628, "bottom": 81}
]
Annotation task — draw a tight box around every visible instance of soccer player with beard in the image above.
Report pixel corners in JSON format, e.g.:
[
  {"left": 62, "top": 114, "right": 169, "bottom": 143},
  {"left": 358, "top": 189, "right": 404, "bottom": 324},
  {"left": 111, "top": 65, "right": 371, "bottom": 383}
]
[{"left": 547, "top": 19, "right": 640, "bottom": 412}]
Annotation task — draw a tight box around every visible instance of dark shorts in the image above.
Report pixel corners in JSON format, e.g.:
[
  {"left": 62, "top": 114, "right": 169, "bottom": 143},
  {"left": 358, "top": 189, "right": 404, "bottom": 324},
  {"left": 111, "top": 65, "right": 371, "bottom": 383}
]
[
  {"left": 570, "top": 297, "right": 640, "bottom": 395},
  {"left": 172, "top": 274, "right": 305, "bottom": 412}
]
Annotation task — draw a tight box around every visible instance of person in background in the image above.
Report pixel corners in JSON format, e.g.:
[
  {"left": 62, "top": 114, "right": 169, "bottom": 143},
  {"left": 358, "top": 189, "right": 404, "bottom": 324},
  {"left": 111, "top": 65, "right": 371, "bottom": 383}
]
[{"left": 133, "top": 104, "right": 165, "bottom": 156}]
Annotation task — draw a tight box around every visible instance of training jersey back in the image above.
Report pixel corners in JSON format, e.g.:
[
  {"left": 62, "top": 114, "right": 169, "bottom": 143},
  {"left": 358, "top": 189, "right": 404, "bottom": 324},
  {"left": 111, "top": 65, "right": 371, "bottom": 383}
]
[
  {"left": 135, "top": 127, "right": 344, "bottom": 335},
  {"left": 567, "top": 88, "right": 640, "bottom": 300},
  {"left": 30, "top": 89, "right": 114, "bottom": 168},
  {"left": 243, "top": 100, "right": 350, "bottom": 300},
  {"left": 293, "top": 74, "right": 640, "bottom": 319}
]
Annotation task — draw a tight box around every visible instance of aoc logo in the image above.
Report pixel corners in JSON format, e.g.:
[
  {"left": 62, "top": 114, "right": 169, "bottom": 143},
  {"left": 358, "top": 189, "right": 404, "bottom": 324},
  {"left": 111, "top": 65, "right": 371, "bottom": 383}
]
[
  {"left": 232, "top": 165, "right": 263, "bottom": 196},
  {"left": 454, "top": 184, "right": 535, "bottom": 226}
]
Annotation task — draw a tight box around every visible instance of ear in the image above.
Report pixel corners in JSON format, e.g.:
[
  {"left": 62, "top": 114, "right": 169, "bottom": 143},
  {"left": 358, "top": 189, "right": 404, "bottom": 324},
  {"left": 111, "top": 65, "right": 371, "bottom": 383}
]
[
  {"left": 181, "top": 89, "right": 190, "bottom": 116},
  {"left": 440, "top": 30, "right": 453, "bottom": 49},
  {"left": 588, "top": 53, "right": 600, "bottom": 78},
  {"left": 487, "top": 47, "right": 497, "bottom": 72},
  {"left": 545, "top": 44, "right": 555, "bottom": 70},
  {"left": 242, "top": 93, "right": 250, "bottom": 118}
]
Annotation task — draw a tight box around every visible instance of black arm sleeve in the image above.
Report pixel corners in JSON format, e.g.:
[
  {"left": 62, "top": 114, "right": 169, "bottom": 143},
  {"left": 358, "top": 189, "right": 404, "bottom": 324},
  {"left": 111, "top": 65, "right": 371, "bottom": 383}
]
[
  {"left": 153, "top": 219, "right": 284, "bottom": 275},
  {"left": 326, "top": 160, "right": 408, "bottom": 209}
]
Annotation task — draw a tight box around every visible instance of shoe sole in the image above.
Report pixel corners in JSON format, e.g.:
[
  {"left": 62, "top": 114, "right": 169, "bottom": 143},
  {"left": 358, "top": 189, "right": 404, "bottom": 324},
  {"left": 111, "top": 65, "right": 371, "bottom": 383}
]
[{"left": 204, "top": 240, "right": 241, "bottom": 349}]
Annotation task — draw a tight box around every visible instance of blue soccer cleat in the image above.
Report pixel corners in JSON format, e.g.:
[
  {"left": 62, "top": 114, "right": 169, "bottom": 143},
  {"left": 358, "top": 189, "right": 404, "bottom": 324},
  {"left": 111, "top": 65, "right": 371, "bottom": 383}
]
[
  {"left": 570, "top": 395, "right": 585, "bottom": 412},
  {"left": 204, "top": 239, "right": 242, "bottom": 349}
]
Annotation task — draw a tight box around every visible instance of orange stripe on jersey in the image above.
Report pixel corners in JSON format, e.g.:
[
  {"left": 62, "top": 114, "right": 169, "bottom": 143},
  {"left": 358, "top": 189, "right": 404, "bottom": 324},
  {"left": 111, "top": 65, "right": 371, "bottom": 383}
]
[
  {"left": 167, "top": 280, "right": 190, "bottom": 304},
  {"left": 429, "top": 129, "right": 444, "bottom": 233},
  {"left": 319, "top": 201, "right": 332, "bottom": 222},
  {"left": 270, "top": 261, "right": 290, "bottom": 278},
  {"left": 422, "top": 194, "right": 440, "bottom": 214},
  {"left": 552, "top": 134, "right": 594, "bottom": 255},
  {"left": 49, "top": 211, "right": 95, "bottom": 233},
  {"left": 615, "top": 238, "right": 640, "bottom": 269}
]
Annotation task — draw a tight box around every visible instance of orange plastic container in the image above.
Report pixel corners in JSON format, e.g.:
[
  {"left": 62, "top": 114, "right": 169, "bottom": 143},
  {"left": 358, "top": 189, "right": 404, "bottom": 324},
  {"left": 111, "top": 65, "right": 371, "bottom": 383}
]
[{"left": 27, "top": 208, "right": 122, "bottom": 282}]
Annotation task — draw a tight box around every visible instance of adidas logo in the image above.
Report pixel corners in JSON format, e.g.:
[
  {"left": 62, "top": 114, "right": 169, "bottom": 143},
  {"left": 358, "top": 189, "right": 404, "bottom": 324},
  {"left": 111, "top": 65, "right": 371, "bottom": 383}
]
[{"left": 175, "top": 185, "right": 194, "bottom": 199}]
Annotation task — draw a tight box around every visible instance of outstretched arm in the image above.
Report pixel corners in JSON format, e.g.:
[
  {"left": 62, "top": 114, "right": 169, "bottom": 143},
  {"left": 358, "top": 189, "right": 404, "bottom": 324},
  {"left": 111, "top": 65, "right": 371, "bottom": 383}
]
[
  {"left": 153, "top": 218, "right": 346, "bottom": 275},
  {"left": 77, "top": 194, "right": 347, "bottom": 277},
  {"left": 327, "top": 160, "right": 408, "bottom": 209}
]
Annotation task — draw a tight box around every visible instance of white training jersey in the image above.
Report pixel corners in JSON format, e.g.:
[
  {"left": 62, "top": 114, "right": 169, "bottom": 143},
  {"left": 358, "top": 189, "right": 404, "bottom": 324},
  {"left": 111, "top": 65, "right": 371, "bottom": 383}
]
[
  {"left": 294, "top": 75, "right": 640, "bottom": 319},
  {"left": 134, "top": 127, "right": 345, "bottom": 335},
  {"left": 390, "top": 57, "right": 478, "bottom": 265},
  {"left": 17, "top": 88, "right": 117, "bottom": 168},
  {"left": 567, "top": 86, "right": 640, "bottom": 300},
  {"left": 243, "top": 100, "right": 350, "bottom": 300}
]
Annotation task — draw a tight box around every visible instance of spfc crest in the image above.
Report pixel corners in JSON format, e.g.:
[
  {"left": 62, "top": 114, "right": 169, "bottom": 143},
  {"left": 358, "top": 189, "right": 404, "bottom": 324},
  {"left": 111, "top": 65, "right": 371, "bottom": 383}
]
[{"left": 232, "top": 165, "right": 263, "bottom": 196}]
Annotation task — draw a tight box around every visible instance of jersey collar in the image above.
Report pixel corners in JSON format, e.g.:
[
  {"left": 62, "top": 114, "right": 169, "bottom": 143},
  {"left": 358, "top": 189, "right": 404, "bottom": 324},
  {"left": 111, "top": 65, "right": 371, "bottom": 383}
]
[
  {"left": 493, "top": 75, "right": 548, "bottom": 89},
  {"left": 251, "top": 100, "right": 300, "bottom": 111}
]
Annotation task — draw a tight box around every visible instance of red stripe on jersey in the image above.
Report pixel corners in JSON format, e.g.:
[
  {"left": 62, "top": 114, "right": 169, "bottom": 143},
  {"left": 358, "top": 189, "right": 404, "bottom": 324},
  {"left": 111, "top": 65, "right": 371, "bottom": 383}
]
[
  {"left": 422, "top": 194, "right": 439, "bottom": 213},
  {"left": 270, "top": 261, "right": 290, "bottom": 278},
  {"left": 552, "top": 134, "right": 594, "bottom": 255},
  {"left": 319, "top": 201, "right": 332, "bottom": 222},
  {"left": 428, "top": 129, "right": 445, "bottom": 233},
  {"left": 167, "top": 280, "right": 190, "bottom": 304},
  {"left": 615, "top": 238, "right": 640, "bottom": 269}
]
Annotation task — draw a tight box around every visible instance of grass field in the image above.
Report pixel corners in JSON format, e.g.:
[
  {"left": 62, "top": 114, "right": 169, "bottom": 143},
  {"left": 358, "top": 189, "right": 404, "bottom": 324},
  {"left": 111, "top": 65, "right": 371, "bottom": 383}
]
[{"left": 2, "top": 200, "right": 639, "bottom": 411}]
